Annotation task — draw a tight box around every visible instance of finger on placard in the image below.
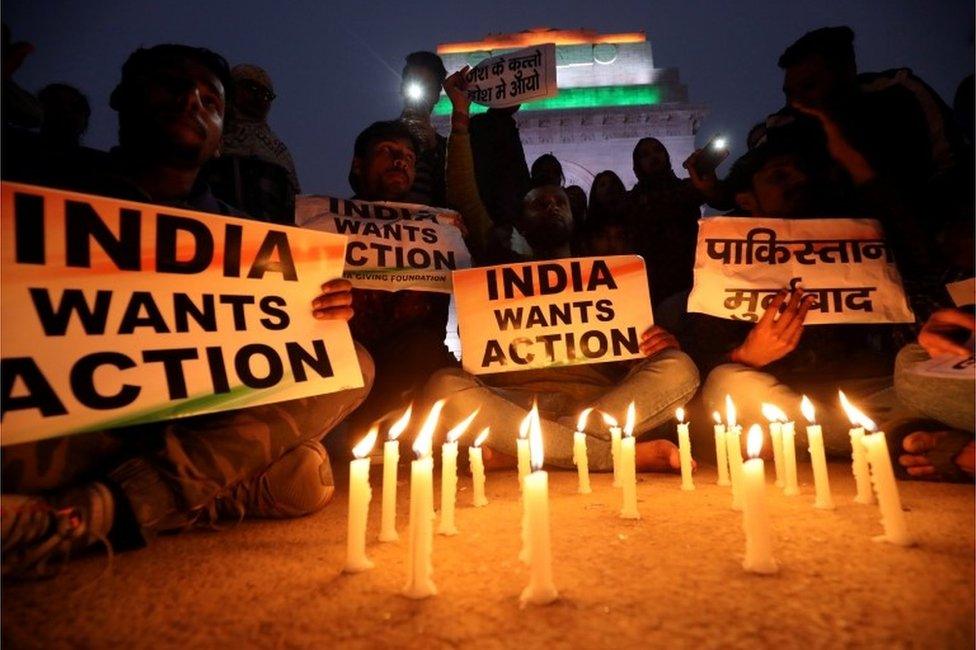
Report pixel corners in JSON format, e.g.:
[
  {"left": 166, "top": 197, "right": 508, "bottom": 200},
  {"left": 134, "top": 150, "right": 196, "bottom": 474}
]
[
  {"left": 641, "top": 325, "right": 663, "bottom": 340},
  {"left": 758, "top": 291, "right": 787, "bottom": 327},
  {"left": 925, "top": 335, "right": 970, "bottom": 358},
  {"left": 313, "top": 292, "right": 353, "bottom": 309},
  {"left": 907, "top": 465, "right": 936, "bottom": 477},
  {"left": 314, "top": 306, "right": 354, "bottom": 321},
  {"left": 930, "top": 309, "right": 976, "bottom": 331},
  {"left": 321, "top": 278, "right": 352, "bottom": 292},
  {"left": 772, "top": 290, "right": 803, "bottom": 332}
]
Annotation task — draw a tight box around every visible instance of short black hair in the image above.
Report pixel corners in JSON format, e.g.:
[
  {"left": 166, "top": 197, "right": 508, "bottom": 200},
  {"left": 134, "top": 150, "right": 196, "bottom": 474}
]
[
  {"left": 725, "top": 130, "right": 826, "bottom": 195},
  {"left": 110, "top": 44, "right": 232, "bottom": 112},
  {"left": 778, "top": 26, "right": 855, "bottom": 71},
  {"left": 348, "top": 120, "right": 419, "bottom": 193},
  {"left": 38, "top": 83, "right": 92, "bottom": 118},
  {"left": 530, "top": 153, "right": 565, "bottom": 186},
  {"left": 402, "top": 51, "right": 447, "bottom": 84}
]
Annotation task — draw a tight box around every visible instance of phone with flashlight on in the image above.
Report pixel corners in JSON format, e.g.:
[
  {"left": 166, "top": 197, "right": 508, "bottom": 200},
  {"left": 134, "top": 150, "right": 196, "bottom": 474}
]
[{"left": 694, "top": 135, "right": 730, "bottom": 176}]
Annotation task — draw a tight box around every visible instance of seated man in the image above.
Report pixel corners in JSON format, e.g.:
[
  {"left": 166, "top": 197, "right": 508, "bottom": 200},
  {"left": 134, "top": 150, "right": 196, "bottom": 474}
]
[
  {"left": 891, "top": 308, "right": 974, "bottom": 482},
  {"left": 424, "top": 69, "right": 700, "bottom": 473},
  {"left": 1, "top": 44, "right": 373, "bottom": 577}
]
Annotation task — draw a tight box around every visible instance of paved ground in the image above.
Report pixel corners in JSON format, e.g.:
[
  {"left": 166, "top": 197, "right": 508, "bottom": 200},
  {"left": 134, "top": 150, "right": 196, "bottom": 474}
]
[{"left": 3, "top": 463, "right": 973, "bottom": 649}]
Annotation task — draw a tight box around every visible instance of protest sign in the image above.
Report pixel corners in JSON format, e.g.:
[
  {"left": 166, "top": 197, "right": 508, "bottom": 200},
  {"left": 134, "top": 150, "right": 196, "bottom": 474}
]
[
  {"left": 297, "top": 195, "right": 471, "bottom": 293},
  {"left": 946, "top": 277, "right": 975, "bottom": 307},
  {"left": 1, "top": 182, "right": 363, "bottom": 446},
  {"left": 688, "top": 217, "right": 915, "bottom": 324},
  {"left": 912, "top": 351, "right": 975, "bottom": 380},
  {"left": 452, "top": 255, "right": 653, "bottom": 374},
  {"left": 464, "top": 43, "right": 558, "bottom": 109}
]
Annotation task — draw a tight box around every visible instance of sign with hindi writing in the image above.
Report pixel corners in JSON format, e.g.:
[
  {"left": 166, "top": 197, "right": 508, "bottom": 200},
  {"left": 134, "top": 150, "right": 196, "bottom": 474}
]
[
  {"left": 912, "top": 350, "right": 976, "bottom": 380},
  {"left": 688, "top": 217, "right": 915, "bottom": 324},
  {"left": 453, "top": 256, "right": 653, "bottom": 374},
  {"left": 464, "top": 43, "right": 558, "bottom": 109},
  {"left": 296, "top": 195, "right": 471, "bottom": 293},
  {"left": 1, "top": 183, "right": 364, "bottom": 446}
]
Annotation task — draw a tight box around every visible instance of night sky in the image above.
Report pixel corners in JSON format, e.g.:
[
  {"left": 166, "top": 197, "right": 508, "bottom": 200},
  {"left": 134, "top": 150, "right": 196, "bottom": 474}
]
[{"left": 5, "top": 0, "right": 973, "bottom": 196}]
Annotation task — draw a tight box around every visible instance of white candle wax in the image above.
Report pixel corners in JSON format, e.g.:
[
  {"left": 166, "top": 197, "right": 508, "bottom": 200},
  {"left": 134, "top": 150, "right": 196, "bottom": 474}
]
[
  {"left": 572, "top": 430, "right": 592, "bottom": 494},
  {"left": 516, "top": 437, "right": 529, "bottom": 489},
  {"left": 769, "top": 422, "right": 785, "bottom": 488},
  {"left": 849, "top": 427, "right": 875, "bottom": 505},
  {"left": 469, "top": 446, "right": 488, "bottom": 507},
  {"left": 742, "top": 456, "right": 778, "bottom": 574},
  {"left": 402, "top": 456, "right": 436, "bottom": 598},
  {"left": 619, "top": 435, "right": 640, "bottom": 518},
  {"left": 378, "top": 439, "right": 399, "bottom": 542},
  {"left": 726, "top": 426, "right": 744, "bottom": 511},
  {"left": 610, "top": 426, "right": 623, "bottom": 487},
  {"left": 714, "top": 423, "right": 731, "bottom": 486},
  {"left": 678, "top": 423, "right": 694, "bottom": 491},
  {"left": 343, "top": 456, "right": 374, "bottom": 573},
  {"left": 437, "top": 441, "right": 459, "bottom": 536},
  {"left": 782, "top": 421, "right": 799, "bottom": 495},
  {"left": 806, "top": 424, "right": 835, "bottom": 510},
  {"left": 520, "top": 469, "right": 558, "bottom": 606},
  {"left": 861, "top": 431, "right": 914, "bottom": 546}
]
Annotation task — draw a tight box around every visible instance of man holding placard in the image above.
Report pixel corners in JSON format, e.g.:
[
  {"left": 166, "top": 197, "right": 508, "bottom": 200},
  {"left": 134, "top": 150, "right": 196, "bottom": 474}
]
[
  {"left": 421, "top": 69, "right": 700, "bottom": 472},
  {"left": 1, "top": 44, "right": 373, "bottom": 577}
]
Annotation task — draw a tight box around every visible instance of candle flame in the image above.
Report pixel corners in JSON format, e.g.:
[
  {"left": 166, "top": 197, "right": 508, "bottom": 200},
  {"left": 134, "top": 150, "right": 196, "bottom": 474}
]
[
  {"left": 576, "top": 407, "right": 594, "bottom": 432},
  {"left": 388, "top": 404, "right": 412, "bottom": 441},
  {"left": 602, "top": 411, "right": 618, "bottom": 428},
  {"left": 623, "top": 402, "right": 636, "bottom": 437},
  {"left": 712, "top": 411, "right": 722, "bottom": 424},
  {"left": 675, "top": 407, "right": 686, "bottom": 424},
  {"left": 529, "top": 404, "right": 544, "bottom": 471},
  {"left": 413, "top": 399, "right": 445, "bottom": 458},
  {"left": 746, "top": 424, "right": 763, "bottom": 459},
  {"left": 519, "top": 403, "right": 536, "bottom": 439},
  {"left": 473, "top": 427, "right": 489, "bottom": 447},
  {"left": 353, "top": 425, "right": 379, "bottom": 459},
  {"left": 838, "top": 391, "right": 876, "bottom": 431},
  {"left": 800, "top": 395, "right": 816, "bottom": 423},
  {"left": 760, "top": 402, "right": 787, "bottom": 423},
  {"left": 446, "top": 408, "right": 480, "bottom": 443},
  {"left": 725, "top": 395, "right": 737, "bottom": 430}
]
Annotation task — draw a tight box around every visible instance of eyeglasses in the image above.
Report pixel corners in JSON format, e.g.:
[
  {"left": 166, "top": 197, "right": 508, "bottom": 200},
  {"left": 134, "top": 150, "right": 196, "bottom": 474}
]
[{"left": 238, "top": 80, "right": 276, "bottom": 102}]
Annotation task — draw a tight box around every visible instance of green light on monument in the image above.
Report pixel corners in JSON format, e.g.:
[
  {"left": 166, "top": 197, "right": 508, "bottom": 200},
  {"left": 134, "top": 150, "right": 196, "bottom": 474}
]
[{"left": 432, "top": 85, "right": 662, "bottom": 116}]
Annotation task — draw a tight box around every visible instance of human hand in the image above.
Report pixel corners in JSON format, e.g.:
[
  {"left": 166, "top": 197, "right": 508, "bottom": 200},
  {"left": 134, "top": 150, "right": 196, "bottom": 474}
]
[
  {"left": 682, "top": 148, "right": 727, "bottom": 203},
  {"left": 791, "top": 102, "right": 875, "bottom": 184},
  {"left": 730, "top": 289, "right": 813, "bottom": 367},
  {"left": 443, "top": 66, "right": 472, "bottom": 116},
  {"left": 640, "top": 325, "right": 680, "bottom": 358},
  {"left": 312, "top": 278, "right": 354, "bottom": 321},
  {"left": 918, "top": 308, "right": 975, "bottom": 357}
]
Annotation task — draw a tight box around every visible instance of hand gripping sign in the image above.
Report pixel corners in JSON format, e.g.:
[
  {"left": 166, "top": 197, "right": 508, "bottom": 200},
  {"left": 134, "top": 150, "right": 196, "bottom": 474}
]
[
  {"left": 452, "top": 255, "right": 653, "bottom": 374},
  {"left": 296, "top": 195, "right": 471, "bottom": 293},
  {"left": 688, "top": 216, "right": 915, "bottom": 324},
  {"left": 1, "top": 183, "right": 363, "bottom": 446}
]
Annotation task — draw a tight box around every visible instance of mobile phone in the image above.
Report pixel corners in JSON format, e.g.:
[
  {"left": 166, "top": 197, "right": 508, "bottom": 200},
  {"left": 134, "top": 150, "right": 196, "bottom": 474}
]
[{"left": 695, "top": 135, "right": 730, "bottom": 175}]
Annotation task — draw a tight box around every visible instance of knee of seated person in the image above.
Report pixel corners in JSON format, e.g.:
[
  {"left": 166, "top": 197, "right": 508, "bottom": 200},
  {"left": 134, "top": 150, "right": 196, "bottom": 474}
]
[
  {"left": 701, "top": 363, "right": 745, "bottom": 406},
  {"left": 640, "top": 348, "right": 700, "bottom": 391},
  {"left": 894, "top": 343, "right": 929, "bottom": 377},
  {"left": 264, "top": 443, "right": 335, "bottom": 518},
  {"left": 354, "top": 342, "right": 376, "bottom": 395},
  {"left": 423, "top": 366, "right": 476, "bottom": 401}
]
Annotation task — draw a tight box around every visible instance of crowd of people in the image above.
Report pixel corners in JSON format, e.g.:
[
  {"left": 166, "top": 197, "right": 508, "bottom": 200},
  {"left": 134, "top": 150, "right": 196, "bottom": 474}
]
[{"left": 1, "top": 23, "right": 973, "bottom": 577}]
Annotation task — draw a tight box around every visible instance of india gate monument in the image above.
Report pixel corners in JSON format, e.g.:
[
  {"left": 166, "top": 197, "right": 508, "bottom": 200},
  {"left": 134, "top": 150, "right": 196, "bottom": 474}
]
[{"left": 432, "top": 27, "right": 709, "bottom": 190}]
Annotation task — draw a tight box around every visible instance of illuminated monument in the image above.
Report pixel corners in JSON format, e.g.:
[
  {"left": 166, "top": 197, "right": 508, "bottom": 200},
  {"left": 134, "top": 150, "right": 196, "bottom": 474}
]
[{"left": 432, "top": 28, "right": 708, "bottom": 190}]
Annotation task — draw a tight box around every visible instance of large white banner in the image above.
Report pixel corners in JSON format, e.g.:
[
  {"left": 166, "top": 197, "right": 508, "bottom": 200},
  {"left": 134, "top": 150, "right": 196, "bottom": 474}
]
[
  {"left": 464, "top": 43, "right": 558, "bottom": 109},
  {"left": 1, "top": 183, "right": 363, "bottom": 445},
  {"left": 297, "top": 195, "right": 471, "bottom": 293},
  {"left": 453, "top": 256, "right": 653, "bottom": 375},
  {"left": 688, "top": 217, "right": 915, "bottom": 324}
]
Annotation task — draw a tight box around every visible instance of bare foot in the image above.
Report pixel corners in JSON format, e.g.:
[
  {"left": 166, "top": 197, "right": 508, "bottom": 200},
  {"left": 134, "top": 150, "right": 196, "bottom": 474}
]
[
  {"left": 482, "top": 445, "right": 518, "bottom": 472},
  {"left": 899, "top": 431, "right": 975, "bottom": 478},
  {"left": 635, "top": 439, "right": 695, "bottom": 473}
]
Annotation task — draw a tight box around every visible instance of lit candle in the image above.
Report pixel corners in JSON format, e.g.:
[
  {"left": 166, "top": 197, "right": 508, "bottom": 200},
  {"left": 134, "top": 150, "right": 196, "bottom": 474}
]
[
  {"left": 344, "top": 426, "right": 378, "bottom": 573},
  {"left": 402, "top": 399, "right": 443, "bottom": 599},
  {"left": 713, "top": 411, "right": 731, "bottom": 487},
  {"left": 519, "top": 406, "right": 559, "bottom": 607},
  {"left": 801, "top": 396, "right": 835, "bottom": 510},
  {"left": 379, "top": 405, "right": 412, "bottom": 543},
  {"left": 782, "top": 418, "right": 799, "bottom": 496},
  {"left": 517, "top": 409, "right": 532, "bottom": 490},
  {"left": 725, "top": 396, "right": 744, "bottom": 511},
  {"left": 620, "top": 402, "right": 640, "bottom": 518},
  {"left": 469, "top": 428, "right": 490, "bottom": 507},
  {"left": 741, "top": 424, "right": 778, "bottom": 574},
  {"left": 838, "top": 391, "right": 876, "bottom": 506},
  {"left": 573, "top": 408, "right": 593, "bottom": 494},
  {"left": 602, "top": 412, "right": 623, "bottom": 487},
  {"left": 760, "top": 403, "right": 787, "bottom": 488},
  {"left": 519, "top": 403, "right": 542, "bottom": 564},
  {"left": 861, "top": 427, "right": 914, "bottom": 546},
  {"left": 438, "top": 409, "right": 479, "bottom": 536},
  {"left": 676, "top": 407, "right": 694, "bottom": 491}
]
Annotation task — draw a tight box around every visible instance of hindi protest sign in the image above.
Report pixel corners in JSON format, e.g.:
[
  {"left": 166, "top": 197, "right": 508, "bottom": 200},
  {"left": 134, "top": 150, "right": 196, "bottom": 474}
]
[
  {"left": 687, "top": 217, "right": 915, "bottom": 325},
  {"left": 296, "top": 195, "right": 471, "bottom": 293},
  {"left": 1, "top": 182, "right": 364, "bottom": 446},
  {"left": 912, "top": 350, "right": 976, "bottom": 380},
  {"left": 452, "top": 255, "right": 653, "bottom": 375},
  {"left": 463, "top": 43, "right": 558, "bottom": 109}
]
